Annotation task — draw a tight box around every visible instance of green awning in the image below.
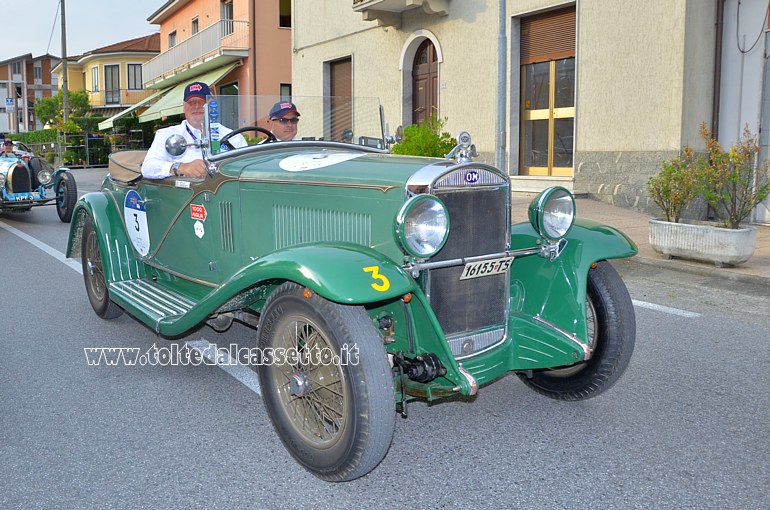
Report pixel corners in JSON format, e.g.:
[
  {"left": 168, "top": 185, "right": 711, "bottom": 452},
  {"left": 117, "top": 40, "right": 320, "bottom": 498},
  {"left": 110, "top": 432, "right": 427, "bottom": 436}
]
[
  {"left": 137, "top": 64, "right": 238, "bottom": 123},
  {"left": 97, "top": 87, "right": 171, "bottom": 130}
]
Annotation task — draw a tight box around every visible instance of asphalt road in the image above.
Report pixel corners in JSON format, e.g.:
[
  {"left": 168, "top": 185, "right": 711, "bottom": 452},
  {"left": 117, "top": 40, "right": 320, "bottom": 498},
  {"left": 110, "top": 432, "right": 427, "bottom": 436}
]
[{"left": 1, "top": 168, "right": 769, "bottom": 509}]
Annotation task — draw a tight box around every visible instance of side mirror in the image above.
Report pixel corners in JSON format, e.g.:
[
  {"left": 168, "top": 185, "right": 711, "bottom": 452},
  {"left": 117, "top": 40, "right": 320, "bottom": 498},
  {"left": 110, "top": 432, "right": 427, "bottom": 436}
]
[{"left": 165, "top": 134, "right": 188, "bottom": 157}]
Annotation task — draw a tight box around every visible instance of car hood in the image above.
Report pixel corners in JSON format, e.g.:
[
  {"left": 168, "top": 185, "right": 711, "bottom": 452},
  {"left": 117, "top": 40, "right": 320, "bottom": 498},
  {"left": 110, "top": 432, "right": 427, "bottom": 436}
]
[{"left": 230, "top": 147, "right": 455, "bottom": 190}]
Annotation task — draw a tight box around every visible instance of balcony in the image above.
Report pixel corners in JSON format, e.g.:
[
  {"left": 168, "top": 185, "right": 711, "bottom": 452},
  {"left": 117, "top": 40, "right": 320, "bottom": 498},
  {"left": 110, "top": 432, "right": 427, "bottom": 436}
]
[
  {"left": 88, "top": 88, "right": 159, "bottom": 108},
  {"left": 142, "top": 19, "right": 249, "bottom": 89},
  {"left": 352, "top": 0, "right": 449, "bottom": 27}
]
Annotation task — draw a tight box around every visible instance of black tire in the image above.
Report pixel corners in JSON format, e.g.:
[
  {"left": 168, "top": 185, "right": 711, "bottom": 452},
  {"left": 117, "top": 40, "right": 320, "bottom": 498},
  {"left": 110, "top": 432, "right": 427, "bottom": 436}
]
[
  {"left": 81, "top": 216, "right": 123, "bottom": 319},
  {"left": 257, "top": 282, "right": 395, "bottom": 482},
  {"left": 517, "top": 260, "right": 635, "bottom": 400},
  {"left": 56, "top": 171, "right": 77, "bottom": 223}
]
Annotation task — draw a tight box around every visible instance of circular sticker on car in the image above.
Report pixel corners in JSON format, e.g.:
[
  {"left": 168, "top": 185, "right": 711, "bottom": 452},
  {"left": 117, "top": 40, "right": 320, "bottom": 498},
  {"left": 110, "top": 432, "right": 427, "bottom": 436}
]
[
  {"left": 279, "top": 152, "right": 363, "bottom": 172},
  {"left": 124, "top": 190, "right": 150, "bottom": 256}
]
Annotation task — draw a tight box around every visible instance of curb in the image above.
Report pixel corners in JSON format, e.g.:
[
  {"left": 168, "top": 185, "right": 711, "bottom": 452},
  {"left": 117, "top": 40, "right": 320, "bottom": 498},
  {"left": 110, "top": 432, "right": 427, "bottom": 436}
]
[{"left": 613, "top": 255, "right": 770, "bottom": 286}]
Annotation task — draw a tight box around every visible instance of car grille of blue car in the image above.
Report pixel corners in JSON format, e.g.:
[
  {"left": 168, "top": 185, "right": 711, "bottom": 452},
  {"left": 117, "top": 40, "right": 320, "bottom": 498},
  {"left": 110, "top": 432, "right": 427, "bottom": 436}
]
[
  {"left": 426, "top": 168, "right": 510, "bottom": 357},
  {"left": 8, "top": 164, "right": 32, "bottom": 193}
]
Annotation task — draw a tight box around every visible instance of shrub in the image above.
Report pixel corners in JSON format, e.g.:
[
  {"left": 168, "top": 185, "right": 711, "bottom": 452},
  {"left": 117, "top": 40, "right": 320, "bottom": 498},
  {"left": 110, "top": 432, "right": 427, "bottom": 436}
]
[
  {"left": 647, "top": 147, "right": 701, "bottom": 223},
  {"left": 390, "top": 115, "right": 456, "bottom": 158},
  {"left": 698, "top": 123, "right": 770, "bottom": 229}
]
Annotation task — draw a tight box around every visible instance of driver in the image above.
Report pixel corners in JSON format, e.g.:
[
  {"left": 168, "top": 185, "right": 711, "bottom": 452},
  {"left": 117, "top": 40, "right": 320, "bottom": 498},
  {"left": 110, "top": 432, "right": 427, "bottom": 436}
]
[{"left": 141, "top": 81, "right": 246, "bottom": 179}]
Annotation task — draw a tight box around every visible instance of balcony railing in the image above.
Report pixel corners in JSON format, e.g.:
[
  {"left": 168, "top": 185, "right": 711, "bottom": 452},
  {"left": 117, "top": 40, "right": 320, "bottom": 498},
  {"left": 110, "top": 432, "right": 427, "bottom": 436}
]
[
  {"left": 88, "top": 88, "right": 158, "bottom": 108},
  {"left": 142, "top": 19, "right": 249, "bottom": 88}
]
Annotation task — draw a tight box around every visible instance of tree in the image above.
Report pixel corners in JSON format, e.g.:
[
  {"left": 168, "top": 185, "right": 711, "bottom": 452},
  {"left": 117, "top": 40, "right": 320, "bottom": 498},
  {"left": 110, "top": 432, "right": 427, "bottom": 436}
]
[{"left": 34, "top": 90, "right": 91, "bottom": 127}]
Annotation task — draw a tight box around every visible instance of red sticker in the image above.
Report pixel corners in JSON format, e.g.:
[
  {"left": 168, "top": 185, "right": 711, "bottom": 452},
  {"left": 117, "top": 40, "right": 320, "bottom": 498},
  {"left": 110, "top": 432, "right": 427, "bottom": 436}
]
[{"left": 190, "top": 204, "right": 207, "bottom": 221}]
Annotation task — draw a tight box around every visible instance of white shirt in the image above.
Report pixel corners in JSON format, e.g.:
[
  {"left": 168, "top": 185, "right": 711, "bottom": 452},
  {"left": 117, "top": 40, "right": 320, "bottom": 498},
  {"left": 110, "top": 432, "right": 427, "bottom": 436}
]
[{"left": 141, "top": 120, "right": 247, "bottom": 179}]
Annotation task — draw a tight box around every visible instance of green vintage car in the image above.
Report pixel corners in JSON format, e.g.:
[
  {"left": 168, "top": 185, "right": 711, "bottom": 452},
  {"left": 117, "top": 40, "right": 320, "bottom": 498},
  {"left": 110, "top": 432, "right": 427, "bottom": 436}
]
[{"left": 67, "top": 95, "right": 637, "bottom": 481}]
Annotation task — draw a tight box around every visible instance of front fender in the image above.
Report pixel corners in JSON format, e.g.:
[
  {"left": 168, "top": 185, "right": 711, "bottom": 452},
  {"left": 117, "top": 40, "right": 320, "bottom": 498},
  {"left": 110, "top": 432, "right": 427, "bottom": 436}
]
[
  {"left": 508, "top": 218, "right": 637, "bottom": 355},
  {"left": 229, "top": 243, "right": 417, "bottom": 304}
]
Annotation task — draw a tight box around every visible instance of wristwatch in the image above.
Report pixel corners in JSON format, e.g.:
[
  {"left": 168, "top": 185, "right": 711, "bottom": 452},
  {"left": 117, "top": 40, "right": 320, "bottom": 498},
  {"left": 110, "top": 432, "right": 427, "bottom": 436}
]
[{"left": 171, "top": 162, "right": 181, "bottom": 176}]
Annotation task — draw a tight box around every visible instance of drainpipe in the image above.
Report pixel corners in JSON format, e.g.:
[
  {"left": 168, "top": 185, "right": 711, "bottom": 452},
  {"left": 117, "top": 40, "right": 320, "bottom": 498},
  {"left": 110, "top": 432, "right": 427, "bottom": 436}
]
[
  {"left": 495, "top": 0, "right": 507, "bottom": 171},
  {"left": 712, "top": 0, "right": 725, "bottom": 139},
  {"left": 250, "top": 0, "right": 257, "bottom": 98}
]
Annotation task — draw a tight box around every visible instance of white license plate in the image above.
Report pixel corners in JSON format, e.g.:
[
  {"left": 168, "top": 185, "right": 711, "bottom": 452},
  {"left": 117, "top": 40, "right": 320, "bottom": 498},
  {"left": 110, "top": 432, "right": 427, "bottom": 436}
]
[{"left": 459, "top": 256, "right": 513, "bottom": 280}]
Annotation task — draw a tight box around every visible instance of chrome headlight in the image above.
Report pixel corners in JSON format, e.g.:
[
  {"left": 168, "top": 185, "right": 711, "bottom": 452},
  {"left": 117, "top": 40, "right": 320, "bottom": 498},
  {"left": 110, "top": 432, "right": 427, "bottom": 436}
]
[
  {"left": 395, "top": 194, "right": 450, "bottom": 258},
  {"left": 37, "top": 169, "right": 52, "bottom": 185},
  {"left": 528, "top": 186, "right": 575, "bottom": 240}
]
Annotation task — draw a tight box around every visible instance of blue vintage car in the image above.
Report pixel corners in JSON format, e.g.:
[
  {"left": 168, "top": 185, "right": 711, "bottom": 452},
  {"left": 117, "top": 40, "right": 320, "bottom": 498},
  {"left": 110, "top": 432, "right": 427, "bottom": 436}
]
[{"left": 0, "top": 154, "right": 77, "bottom": 222}]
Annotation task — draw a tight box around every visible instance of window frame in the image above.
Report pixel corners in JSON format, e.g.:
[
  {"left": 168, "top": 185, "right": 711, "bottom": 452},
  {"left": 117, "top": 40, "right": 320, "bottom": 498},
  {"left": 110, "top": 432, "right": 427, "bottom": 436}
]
[
  {"left": 127, "top": 63, "right": 143, "bottom": 91},
  {"left": 91, "top": 66, "right": 100, "bottom": 92}
]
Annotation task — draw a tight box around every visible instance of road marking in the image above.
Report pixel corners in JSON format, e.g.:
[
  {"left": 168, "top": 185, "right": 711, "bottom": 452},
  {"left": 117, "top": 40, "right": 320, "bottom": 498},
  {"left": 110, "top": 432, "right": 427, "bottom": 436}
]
[
  {"left": 185, "top": 339, "right": 262, "bottom": 396},
  {"left": 0, "top": 220, "right": 83, "bottom": 274},
  {"left": 632, "top": 299, "right": 702, "bottom": 318},
  {"left": 0, "top": 220, "right": 262, "bottom": 396}
]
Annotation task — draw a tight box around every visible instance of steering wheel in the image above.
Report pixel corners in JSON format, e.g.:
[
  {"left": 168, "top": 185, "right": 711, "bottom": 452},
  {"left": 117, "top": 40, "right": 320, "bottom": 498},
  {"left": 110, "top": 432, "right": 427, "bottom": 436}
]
[{"left": 220, "top": 126, "right": 277, "bottom": 150}]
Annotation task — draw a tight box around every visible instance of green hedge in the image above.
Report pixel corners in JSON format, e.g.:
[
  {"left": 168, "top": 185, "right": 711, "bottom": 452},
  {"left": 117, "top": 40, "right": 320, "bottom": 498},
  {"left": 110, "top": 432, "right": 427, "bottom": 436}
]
[{"left": 10, "top": 130, "right": 58, "bottom": 144}]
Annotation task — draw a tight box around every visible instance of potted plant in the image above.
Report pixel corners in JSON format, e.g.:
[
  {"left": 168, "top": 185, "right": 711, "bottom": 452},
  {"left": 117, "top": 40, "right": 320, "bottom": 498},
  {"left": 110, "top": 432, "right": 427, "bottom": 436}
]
[{"left": 648, "top": 123, "right": 769, "bottom": 267}]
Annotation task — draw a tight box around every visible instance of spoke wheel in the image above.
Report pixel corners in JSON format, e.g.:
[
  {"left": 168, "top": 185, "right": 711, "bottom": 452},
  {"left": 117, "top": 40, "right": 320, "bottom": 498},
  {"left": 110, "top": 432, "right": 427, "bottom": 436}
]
[
  {"left": 82, "top": 216, "right": 123, "bottom": 319},
  {"left": 258, "top": 283, "right": 395, "bottom": 481},
  {"left": 517, "top": 260, "right": 635, "bottom": 400}
]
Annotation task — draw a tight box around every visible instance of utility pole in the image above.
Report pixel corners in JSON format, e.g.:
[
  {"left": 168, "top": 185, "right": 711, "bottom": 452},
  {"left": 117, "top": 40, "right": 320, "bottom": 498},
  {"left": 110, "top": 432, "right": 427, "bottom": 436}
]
[{"left": 61, "top": 0, "right": 69, "bottom": 123}]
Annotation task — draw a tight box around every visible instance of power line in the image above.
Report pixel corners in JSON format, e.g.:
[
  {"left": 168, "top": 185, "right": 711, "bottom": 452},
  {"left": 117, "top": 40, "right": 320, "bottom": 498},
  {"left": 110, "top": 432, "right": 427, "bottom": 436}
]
[{"left": 46, "top": 0, "right": 61, "bottom": 55}]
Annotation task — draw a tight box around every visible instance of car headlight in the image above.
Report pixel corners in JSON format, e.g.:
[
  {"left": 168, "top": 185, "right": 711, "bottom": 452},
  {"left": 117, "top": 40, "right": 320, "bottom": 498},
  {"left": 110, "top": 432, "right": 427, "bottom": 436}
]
[
  {"left": 37, "top": 169, "right": 52, "bottom": 185},
  {"left": 528, "top": 186, "right": 575, "bottom": 240},
  {"left": 395, "top": 194, "right": 450, "bottom": 258}
]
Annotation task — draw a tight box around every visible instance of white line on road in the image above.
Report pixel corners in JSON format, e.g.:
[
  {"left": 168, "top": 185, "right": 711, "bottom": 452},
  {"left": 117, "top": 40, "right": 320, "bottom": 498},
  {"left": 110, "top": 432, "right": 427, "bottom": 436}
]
[
  {"left": 185, "top": 339, "right": 262, "bottom": 396},
  {"left": 0, "top": 220, "right": 83, "bottom": 274},
  {"left": 632, "top": 299, "right": 702, "bottom": 318}
]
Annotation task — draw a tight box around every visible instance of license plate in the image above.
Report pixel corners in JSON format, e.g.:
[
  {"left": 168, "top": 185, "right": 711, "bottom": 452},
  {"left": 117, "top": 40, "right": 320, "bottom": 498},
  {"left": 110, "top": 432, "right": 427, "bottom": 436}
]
[
  {"left": 14, "top": 194, "right": 34, "bottom": 201},
  {"left": 459, "top": 256, "right": 513, "bottom": 280}
]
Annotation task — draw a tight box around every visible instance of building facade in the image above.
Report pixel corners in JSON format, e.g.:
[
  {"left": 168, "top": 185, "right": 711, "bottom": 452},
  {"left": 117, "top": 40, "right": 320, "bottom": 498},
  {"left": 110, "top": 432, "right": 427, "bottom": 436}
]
[
  {"left": 293, "top": 0, "right": 770, "bottom": 224},
  {"left": 53, "top": 34, "right": 160, "bottom": 119},
  {"left": 0, "top": 54, "right": 59, "bottom": 133},
  {"left": 129, "top": 0, "right": 292, "bottom": 127}
]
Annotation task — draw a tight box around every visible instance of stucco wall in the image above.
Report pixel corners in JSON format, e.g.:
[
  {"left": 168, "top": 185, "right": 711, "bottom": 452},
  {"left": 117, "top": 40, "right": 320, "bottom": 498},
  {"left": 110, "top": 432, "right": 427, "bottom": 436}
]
[{"left": 574, "top": 0, "right": 715, "bottom": 214}]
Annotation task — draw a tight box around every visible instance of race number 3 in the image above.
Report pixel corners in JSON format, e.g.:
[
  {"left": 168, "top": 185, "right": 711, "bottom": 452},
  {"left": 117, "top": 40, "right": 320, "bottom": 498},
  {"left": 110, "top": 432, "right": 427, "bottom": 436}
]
[
  {"left": 124, "top": 190, "right": 149, "bottom": 256},
  {"left": 363, "top": 266, "right": 390, "bottom": 292}
]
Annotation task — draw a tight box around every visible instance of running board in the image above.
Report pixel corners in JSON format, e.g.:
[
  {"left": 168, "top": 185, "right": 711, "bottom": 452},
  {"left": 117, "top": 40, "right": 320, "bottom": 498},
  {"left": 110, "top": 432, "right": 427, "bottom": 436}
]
[{"left": 110, "top": 279, "right": 197, "bottom": 330}]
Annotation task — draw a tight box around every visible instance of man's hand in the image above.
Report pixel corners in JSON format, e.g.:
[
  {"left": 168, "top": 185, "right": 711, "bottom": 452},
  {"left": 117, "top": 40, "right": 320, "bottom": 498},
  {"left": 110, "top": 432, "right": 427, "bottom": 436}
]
[{"left": 177, "top": 159, "right": 208, "bottom": 179}]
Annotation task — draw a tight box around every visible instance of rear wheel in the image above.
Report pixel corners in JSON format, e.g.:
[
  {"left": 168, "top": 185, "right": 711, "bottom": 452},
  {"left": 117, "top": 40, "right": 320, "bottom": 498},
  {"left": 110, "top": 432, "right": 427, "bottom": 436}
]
[
  {"left": 258, "top": 283, "right": 395, "bottom": 481},
  {"left": 81, "top": 216, "right": 123, "bottom": 319},
  {"left": 56, "top": 171, "right": 77, "bottom": 223},
  {"left": 517, "top": 261, "right": 635, "bottom": 400}
]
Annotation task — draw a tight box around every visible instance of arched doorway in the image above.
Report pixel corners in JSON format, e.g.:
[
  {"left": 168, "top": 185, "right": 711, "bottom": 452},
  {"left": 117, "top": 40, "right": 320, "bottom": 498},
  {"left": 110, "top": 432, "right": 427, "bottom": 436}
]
[{"left": 412, "top": 39, "right": 438, "bottom": 125}]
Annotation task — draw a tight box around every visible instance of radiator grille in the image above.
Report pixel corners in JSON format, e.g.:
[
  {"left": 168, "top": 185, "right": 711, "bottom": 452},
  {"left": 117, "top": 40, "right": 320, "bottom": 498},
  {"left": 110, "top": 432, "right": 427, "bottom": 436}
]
[
  {"left": 8, "top": 165, "right": 31, "bottom": 193},
  {"left": 428, "top": 185, "right": 509, "bottom": 339}
]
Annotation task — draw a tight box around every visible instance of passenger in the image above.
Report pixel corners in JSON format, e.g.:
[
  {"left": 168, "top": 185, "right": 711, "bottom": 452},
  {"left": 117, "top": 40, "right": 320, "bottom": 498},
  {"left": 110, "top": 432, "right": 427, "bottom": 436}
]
[
  {"left": 141, "top": 81, "right": 246, "bottom": 179},
  {"left": 267, "top": 101, "right": 301, "bottom": 141}
]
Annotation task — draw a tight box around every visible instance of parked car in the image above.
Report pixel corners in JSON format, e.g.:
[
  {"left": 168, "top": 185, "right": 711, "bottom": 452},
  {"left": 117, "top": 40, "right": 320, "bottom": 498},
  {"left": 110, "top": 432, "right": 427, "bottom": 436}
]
[
  {"left": 1, "top": 151, "right": 77, "bottom": 222},
  {"left": 66, "top": 95, "right": 637, "bottom": 481}
]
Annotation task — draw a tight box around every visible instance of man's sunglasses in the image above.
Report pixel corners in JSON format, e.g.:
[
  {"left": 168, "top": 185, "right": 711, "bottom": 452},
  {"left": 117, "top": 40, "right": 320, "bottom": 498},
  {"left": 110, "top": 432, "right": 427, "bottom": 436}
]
[{"left": 272, "top": 117, "right": 300, "bottom": 125}]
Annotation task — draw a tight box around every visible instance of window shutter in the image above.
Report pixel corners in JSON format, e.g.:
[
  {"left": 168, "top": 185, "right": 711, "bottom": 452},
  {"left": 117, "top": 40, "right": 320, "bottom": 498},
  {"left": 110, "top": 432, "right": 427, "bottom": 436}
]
[{"left": 520, "top": 6, "right": 576, "bottom": 65}]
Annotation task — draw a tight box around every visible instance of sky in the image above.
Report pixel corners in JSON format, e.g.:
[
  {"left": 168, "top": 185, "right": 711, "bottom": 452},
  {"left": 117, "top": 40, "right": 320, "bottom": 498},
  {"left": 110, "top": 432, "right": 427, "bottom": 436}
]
[{"left": 2, "top": 0, "right": 163, "bottom": 60}]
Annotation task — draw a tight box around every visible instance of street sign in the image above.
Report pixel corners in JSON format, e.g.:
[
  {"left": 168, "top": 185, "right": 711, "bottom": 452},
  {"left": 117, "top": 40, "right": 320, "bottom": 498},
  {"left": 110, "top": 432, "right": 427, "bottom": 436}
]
[{"left": 5, "top": 97, "right": 13, "bottom": 109}]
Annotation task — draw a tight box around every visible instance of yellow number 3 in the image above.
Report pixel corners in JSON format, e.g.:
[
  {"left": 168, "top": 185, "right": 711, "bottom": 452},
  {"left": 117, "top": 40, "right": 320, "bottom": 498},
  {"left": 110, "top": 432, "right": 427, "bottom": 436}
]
[{"left": 363, "top": 266, "right": 390, "bottom": 292}]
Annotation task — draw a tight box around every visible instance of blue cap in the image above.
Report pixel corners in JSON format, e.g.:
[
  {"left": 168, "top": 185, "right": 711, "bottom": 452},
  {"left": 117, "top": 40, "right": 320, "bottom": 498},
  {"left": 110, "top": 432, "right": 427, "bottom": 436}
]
[
  {"left": 269, "top": 101, "right": 300, "bottom": 119},
  {"left": 184, "top": 82, "right": 211, "bottom": 102}
]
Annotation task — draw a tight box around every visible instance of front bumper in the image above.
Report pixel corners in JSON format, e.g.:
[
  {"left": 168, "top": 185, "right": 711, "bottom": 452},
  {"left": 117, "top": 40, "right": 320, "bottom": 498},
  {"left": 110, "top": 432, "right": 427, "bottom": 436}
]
[{"left": 1, "top": 191, "right": 57, "bottom": 209}]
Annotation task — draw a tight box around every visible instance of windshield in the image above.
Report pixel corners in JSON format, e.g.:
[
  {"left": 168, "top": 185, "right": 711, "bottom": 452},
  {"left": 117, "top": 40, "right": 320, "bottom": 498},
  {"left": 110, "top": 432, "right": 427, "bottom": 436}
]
[{"left": 202, "top": 95, "right": 385, "bottom": 156}]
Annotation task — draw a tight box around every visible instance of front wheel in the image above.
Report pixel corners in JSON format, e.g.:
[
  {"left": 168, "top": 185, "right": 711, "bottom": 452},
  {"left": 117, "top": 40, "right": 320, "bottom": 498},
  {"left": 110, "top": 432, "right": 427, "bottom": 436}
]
[
  {"left": 56, "top": 171, "right": 77, "bottom": 222},
  {"left": 81, "top": 216, "right": 123, "bottom": 319},
  {"left": 517, "top": 260, "right": 635, "bottom": 400},
  {"left": 257, "top": 283, "right": 395, "bottom": 482}
]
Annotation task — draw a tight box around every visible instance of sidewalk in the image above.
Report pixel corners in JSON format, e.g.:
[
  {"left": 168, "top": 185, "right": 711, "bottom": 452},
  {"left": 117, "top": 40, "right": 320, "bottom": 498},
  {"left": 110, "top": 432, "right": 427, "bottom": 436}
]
[{"left": 511, "top": 195, "right": 770, "bottom": 284}]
